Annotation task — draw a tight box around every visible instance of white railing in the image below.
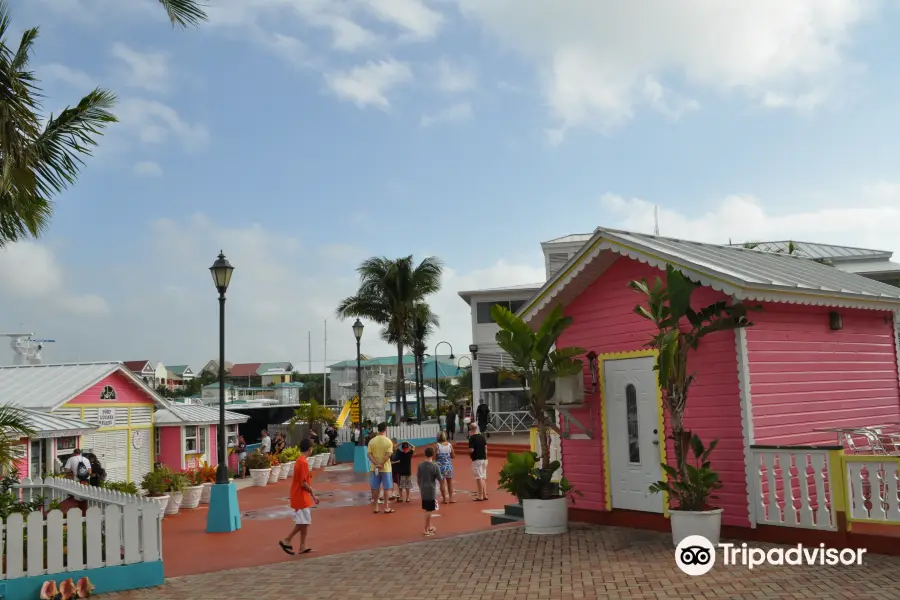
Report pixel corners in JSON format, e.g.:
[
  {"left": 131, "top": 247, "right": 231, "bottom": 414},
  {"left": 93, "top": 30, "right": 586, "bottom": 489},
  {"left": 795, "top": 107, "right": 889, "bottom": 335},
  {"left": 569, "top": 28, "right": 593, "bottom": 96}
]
[
  {"left": 750, "top": 446, "right": 837, "bottom": 530},
  {"left": 2, "top": 501, "right": 162, "bottom": 580},
  {"left": 15, "top": 477, "right": 146, "bottom": 509},
  {"left": 490, "top": 411, "right": 534, "bottom": 434},
  {"left": 336, "top": 423, "right": 440, "bottom": 444},
  {"left": 843, "top": 455, "right": 900, "bottom": 524}
]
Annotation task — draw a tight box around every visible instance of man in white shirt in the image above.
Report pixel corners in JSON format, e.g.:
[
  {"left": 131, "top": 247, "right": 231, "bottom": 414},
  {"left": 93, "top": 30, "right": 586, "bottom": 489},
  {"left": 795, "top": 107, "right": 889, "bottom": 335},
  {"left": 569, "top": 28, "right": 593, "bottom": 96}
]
[
  {"left": 64, "top": 449, "right": 92, "bottom": 483},
  {"left": 260, "top": 430, "right": 272, "bottom": 454}
]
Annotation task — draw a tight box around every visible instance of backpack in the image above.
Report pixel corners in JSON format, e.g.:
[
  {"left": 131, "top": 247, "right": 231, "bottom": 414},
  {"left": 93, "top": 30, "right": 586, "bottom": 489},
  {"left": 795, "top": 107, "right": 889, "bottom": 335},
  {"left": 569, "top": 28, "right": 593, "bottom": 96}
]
[{"left": 76, "top": 459, "right": 89, "bottom": 481}]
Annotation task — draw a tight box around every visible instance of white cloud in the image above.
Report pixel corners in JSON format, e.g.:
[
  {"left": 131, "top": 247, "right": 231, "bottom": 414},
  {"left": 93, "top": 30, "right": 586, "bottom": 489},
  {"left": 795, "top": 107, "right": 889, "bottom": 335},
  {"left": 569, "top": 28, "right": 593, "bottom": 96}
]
[
  {"left": 132, "top": 161, "right": 163, "bottom": 177},
  {"left": 0, "top": 215, "right": 545, "bottom": 370},
  {"left": 420, "top": 102, "right": 473, "bottom": 127},
  {"left": 454, "top": 0, "right": 872, "bottom": 138},
  {"left": 365, "top": 0, "right": 444, "bottom": 39},
  {"left": 0, "top": 242, "right": 109, "bottom": 317},
  {"left": 599, "top": 187, "right": 900, "bottom": 255},
  {"left": 434, "top": 58, "right": 477, "bottom": 92},
  {"left": 39, "top": 64, "right": 97, "bottom": 91},
  {"left": 111, "top": 43, "right": 170, "bottom": 93},
  {"left": 116, "top": 98, "right": 209, "bottom": 151},
  {"left": 325, "top": 59, "right": 413, "bottom": 109}
]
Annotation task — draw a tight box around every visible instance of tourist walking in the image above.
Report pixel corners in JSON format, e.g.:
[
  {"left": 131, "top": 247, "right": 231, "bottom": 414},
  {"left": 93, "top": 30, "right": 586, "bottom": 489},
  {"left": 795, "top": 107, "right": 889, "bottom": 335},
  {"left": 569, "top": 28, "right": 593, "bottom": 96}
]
[
  {"left": 446, "top": 409, "right": 456, "bottom": 440},
  {"left": 278, "top": 439, "right": 318, "bottom": 555},
  {"left": 476, "top": 402, "right": 490, "bottom": 439},
  {"left": 435, "top": 432, "right": 456, "bottom": 503},
  {"left": 260, "top": 430, "right": 272, "bottom": 454},
  {"left": 367, "top": 423, "right": 395, "bottom": 513},
  {"left": 417, "top": 447, "right": 442, "bottom": 536},
  {"left": 273, "top": 432, "right": 286, "bottom": 456},
  {"left": 86, "top": 453, "right": 106, "bottom": 487},
  {"left": 324, "top": 423, "right": 338, "bottom": 465},
  {"left": 63, "top": 449, "right": 92, "bottom": 483},
  {"left": 468, "top": 423, "right": 488, "bottom": 501},
  {"left": 236, "top": 435, "right": 248, "bottom": 478}
]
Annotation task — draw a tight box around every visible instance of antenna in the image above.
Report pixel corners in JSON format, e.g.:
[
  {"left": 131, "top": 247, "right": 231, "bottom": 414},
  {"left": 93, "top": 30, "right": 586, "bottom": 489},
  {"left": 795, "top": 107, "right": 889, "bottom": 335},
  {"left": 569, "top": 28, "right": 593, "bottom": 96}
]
[{"left": 653, "top": 206, "right": 660, "bottom": 236}]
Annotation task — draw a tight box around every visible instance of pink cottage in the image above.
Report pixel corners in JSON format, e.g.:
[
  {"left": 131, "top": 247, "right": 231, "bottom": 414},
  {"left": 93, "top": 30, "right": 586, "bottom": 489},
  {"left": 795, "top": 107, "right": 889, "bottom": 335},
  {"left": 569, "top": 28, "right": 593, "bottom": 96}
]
[{"left": 516, "top": 228, "right": 900, "bottom": 538}]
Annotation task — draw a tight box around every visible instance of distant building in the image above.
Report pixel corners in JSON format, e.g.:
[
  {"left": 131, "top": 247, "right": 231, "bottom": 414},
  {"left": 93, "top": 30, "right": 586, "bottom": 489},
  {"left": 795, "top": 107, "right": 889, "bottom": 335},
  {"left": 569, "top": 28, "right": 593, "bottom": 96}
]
[{"left": 327, "top": 354, "right": 463, "bottom": 403}]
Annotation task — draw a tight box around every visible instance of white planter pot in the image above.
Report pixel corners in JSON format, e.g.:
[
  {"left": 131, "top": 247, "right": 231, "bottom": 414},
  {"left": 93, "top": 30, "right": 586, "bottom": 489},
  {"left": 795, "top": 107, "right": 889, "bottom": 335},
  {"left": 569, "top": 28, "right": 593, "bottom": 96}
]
[
  {"left": 165, "top": 491, "right": 183, "bottom": 515},
  {"left": 285, "top": 462, "right": 295, "bottom": 477},
  {"left": 279, "top": 464, "right": 289, "bottom": 480},
  {"left": 268, "top": 465, "right": 282, "bottom": 483},
  {"left": 148, "top": 494, "right": 170, "bottom": 517},
  {"left": 310, "top": 455, "right": 321, "bottom": 469},
  {"left": 181, "top": 485, "right": 204, "bottom": 509},
  {"left": 316, "top": 454, "right": 327, "bottom": 468},
  {"left": 669, "top": 508, "right": 724, "bottom": 547},
  {"left": 250, "top": 468, "right": 271, "bottom": 487},
  {"left": 522, "top": 497, "right": 568, "bottom": 535},
  {"left": 200, "top": 482, "right": 213, "bottom": 504}
]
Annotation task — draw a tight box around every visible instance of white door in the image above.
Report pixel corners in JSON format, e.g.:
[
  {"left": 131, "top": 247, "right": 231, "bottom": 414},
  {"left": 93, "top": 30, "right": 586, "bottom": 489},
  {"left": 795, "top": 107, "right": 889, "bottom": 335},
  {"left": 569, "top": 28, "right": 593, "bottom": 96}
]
[{"left": 605, "top": 356, "right": 663, "bottom": 513}]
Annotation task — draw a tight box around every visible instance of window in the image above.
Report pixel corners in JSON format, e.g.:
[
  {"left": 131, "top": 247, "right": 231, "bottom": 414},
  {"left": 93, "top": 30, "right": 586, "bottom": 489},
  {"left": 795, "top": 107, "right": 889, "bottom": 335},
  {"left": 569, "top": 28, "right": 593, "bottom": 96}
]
[
  {"left": 226, "top": 425, "right": 238, "bottom": 448},
  {"left": 198, "top": 427, "right": 207, "bottom": 454},
  {"left": 100, "top": 385, "right": 117, "bottom": 400},
  {"left": 154, "top": 428, "right": 160, "bottom": 458},
  {"left": 625, "top": 384, "right": 640, "bottom": 463},
  {"left": 476, "top": 300, "right": 528, "bottom": 324},
  {"left": 185, "top": 426, "right": 204, "bottom": 453},
  {"left": 56, "top": 436, "right": 77, "bottom": 452}
]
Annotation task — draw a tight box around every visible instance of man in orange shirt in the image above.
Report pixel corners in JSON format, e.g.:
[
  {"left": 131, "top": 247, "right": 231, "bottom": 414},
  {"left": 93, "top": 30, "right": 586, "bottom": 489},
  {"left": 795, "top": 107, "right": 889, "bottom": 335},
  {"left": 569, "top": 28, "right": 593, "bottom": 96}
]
[{"left": 278, "top": 439, "right": 318, "bottom": 555}]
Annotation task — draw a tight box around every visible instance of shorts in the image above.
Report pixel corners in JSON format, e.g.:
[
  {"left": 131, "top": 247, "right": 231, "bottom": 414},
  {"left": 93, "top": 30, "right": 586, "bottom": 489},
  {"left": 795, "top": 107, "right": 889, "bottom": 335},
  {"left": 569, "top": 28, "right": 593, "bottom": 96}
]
[
  {"left": 291, "top": 508, "right": 311, "bottom": 525},
  {"left": 397, "top": 475, "right": 412, "bottom": 490},
  {"left": 471, "top": 459, "right": 487, "bottom": 480},
  {"left": 369, "top": 471, "right": 393, "bottom": 490},
  {"left": 421, "top": 498, "right": 438, "bottom": 512}
]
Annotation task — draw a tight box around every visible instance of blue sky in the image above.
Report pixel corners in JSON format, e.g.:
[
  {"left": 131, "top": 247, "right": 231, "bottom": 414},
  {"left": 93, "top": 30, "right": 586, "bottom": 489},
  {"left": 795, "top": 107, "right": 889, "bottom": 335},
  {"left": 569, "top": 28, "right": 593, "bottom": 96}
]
[{"left": 3, "top": 0, "right": 900, "bottom": 370}]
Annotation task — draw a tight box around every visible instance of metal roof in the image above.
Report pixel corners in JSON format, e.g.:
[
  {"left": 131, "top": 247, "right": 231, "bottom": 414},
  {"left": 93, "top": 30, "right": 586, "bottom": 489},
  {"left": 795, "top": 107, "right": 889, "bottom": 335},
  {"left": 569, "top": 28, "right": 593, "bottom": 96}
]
[
  {"left": 521, "top": 227, "right": 900, "bottom": 323},
  {"left": 155, "top": 405, "right": 249, "bottom": 426},
  {"left": 835, "top": 260, "right": 900, "bottom": 275},
  {"left": 542, "top": 233, "right": 593, "bottom": 245},
  {"left": 328, "top": 354, "right": 455, "bottom": 369},
  {"left": 257, "top": 362, "right": 293, "bottom": 374},
  {"left": 731, "top": 240, "right": 892, "bottom": 261},
  {"left": 20, "top": 408, "right": 97, "bottom": 439},
  {"left": 458, "top": 282, "right": 544, "bottom": 304}
]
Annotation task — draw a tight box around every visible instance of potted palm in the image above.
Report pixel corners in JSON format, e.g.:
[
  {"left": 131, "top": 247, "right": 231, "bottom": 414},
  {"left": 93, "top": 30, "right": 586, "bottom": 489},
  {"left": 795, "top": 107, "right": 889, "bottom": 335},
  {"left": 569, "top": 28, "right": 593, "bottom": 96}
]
[
  {"left": 140, "top": 469, "right": 170, "bottom": 516},
  {"left": 490, "top": 303, "right": 586, "bottom": 535},
  {"left": 498, "top": 451, "right": 580, "bottom": 534},
  {"left": 181, "top": 468, "right": 205, "bottom": 509},
  {"left": 246, "top": 451, "right": 271, "bottom": 486},
  {"left": 630, "top": 264, "right": 758, "bottom": 545}
]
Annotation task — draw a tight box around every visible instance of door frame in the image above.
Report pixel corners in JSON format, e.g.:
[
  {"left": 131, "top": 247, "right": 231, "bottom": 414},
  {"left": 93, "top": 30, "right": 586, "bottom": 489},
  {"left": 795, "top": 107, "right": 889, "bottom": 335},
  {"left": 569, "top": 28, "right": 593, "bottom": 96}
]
[{"left": 599, "top": 349, "right": 669, "bottom": 516}]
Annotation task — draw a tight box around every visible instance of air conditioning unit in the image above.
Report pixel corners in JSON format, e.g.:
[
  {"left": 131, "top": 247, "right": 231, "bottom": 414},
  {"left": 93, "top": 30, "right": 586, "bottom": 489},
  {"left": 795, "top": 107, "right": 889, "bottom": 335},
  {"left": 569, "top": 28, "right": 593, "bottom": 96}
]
[{"left": 549, "top": 371, "right": 585, "bottom": 406}]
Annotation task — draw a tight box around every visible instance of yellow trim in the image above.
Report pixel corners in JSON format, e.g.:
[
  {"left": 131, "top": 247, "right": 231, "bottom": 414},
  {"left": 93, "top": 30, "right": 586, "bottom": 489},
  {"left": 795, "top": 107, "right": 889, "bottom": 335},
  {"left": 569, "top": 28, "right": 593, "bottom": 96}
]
[
  {"left": 597, "top": 349, "right": 668, "bottom": 515},
  {"left": 521, "top": 237, "right": 894, "bottom": 317},
  {"left": 95, "top": 425, "right": 152, "bottom": 432},
  {"left": 839, "top": 453, "right": 900, "bottom": 530},
  {"left": 827, "top": 450, "right": 846, "bottom": 515}
]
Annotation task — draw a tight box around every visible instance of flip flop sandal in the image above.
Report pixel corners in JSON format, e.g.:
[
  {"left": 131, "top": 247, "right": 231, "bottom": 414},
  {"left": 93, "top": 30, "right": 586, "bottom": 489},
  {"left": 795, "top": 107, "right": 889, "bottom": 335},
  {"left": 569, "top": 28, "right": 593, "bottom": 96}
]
[
  {"left": 299, "top": 548, "right": 313, "bottom": 554},
  {"left": 424, "top": 531, "right": 435, "bottom": 537},
  {"left": 278, "top": 541, "right": 294, "bottom": 555},
  {"left": 384, "top": 508, "right": 396, "bottom": 513}
]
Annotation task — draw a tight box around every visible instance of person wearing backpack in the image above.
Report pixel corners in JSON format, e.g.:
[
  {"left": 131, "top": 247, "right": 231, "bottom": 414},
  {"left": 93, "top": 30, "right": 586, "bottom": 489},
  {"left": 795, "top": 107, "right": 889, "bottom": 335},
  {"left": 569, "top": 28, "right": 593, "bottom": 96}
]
[
  {"left": 64, "top": 449, "right": 92, "bottom": 484},
  {"left": 86, "top": 453, "right": 106, "bottom": 487}
]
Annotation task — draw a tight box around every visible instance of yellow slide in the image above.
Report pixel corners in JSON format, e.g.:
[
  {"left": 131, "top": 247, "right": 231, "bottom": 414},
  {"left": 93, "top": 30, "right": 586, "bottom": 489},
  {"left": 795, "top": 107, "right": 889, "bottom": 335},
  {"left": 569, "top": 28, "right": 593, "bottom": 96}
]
[{"left": 336, "top": 399, "right": 352, "bottom": 428}]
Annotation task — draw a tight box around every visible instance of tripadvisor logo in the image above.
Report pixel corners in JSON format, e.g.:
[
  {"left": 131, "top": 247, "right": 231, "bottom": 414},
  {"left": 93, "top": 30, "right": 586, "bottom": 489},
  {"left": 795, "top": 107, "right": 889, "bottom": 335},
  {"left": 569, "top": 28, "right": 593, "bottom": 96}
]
[{"left": 675, "top": 535, "right": 866, "bottom": 576}]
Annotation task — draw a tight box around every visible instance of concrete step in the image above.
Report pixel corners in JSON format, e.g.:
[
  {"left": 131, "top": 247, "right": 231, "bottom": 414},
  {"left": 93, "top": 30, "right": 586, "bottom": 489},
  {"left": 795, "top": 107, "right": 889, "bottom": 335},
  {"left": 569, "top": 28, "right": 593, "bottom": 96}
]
[
  {"left": 504, "top": 503, "right": 524, "bottom": 517},
  {"left": 490, "top": 513, "right": 523, "bottom": 526}
]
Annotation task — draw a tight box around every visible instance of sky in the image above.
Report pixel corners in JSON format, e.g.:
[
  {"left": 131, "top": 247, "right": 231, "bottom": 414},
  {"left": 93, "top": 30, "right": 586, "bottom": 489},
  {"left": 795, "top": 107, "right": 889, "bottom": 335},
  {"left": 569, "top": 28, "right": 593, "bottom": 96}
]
[{"left": 4, "top": 0, "right": 900, "bottom": 371}]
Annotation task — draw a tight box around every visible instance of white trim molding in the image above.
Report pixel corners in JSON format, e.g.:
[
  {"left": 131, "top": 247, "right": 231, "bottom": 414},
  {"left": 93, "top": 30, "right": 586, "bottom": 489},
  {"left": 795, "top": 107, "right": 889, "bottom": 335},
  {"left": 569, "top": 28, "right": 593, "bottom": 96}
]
[
  {"left": 734, "top": 325, "right": 757, "bottom": 529},
  {"left": 893, "top": 311, "right": 900, "bottom": 396}
]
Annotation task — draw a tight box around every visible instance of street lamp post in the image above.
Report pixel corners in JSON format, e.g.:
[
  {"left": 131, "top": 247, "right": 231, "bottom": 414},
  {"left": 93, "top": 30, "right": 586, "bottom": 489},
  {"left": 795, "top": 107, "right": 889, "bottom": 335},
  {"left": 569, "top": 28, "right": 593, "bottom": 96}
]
[
  {"left": 434, "top": 342, "right": 454, "bottom": 423},
  {"left": 457, "top": 356, "right": 472, "bottom": 369},
  {"left": 207, "top": 251, "right": 239, "bottom": 533},
  {"left": 352, "top": 319, "right": 364, "bottom": 445}
]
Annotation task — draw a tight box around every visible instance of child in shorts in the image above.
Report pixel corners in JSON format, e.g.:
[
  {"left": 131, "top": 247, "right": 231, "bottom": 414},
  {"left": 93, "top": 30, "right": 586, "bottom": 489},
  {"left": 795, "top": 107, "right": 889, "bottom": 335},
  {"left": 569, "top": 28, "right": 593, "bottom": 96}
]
[
  {"left": 416, "top": 447, "right": 443, "bottom": 536},
  {"left": 394, "top": 441, "right": 415, "bottom": 502}
]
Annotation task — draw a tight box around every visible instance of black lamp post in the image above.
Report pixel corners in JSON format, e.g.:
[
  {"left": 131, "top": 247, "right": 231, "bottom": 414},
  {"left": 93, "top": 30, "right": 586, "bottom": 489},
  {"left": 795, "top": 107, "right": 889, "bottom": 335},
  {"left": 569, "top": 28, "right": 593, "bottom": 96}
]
[
  {"left": 209, "top": 251, "right": 234, "bottom": 486},
  {"left": 352, "top": 319, "right": 364, "bottom": 445},
  {"left": 468, "top": 344, "right": 478, "bottom": 360},
  {"left": 434, "top": 342, "right": 454, "bottom": 422},
  {"left": 457, "top": 356, "right": 472, "bottom": 369}
]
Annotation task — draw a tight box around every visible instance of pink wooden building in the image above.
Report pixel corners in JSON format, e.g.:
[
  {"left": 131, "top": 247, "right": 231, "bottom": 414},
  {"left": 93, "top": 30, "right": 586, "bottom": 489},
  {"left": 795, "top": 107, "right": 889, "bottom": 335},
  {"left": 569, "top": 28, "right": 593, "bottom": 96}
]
[
  {"left": 153, "top": 404, "right": 248, "bottom": 471},
  {"left": 517, "top": 228, "right": 900, "bottom": 533}
]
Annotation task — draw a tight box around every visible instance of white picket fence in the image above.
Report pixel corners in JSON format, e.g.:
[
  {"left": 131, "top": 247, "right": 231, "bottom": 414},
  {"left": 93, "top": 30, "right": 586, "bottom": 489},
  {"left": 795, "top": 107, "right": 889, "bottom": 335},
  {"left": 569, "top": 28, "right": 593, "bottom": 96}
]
[
  {"left": 2, "top": 478, "right": 163, "bottom": 580},
  {"left": 336, "top": 423, "right": 440, "bottom": 444}
]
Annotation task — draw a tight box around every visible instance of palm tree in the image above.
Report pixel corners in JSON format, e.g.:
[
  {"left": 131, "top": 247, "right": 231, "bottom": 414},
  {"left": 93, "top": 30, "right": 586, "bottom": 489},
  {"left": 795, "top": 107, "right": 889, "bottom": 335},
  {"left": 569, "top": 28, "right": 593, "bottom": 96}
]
[
  {"left": 336, "top": 256, "right": 443, "bottom": 419},
  {"left": 0, "top": 1, "right": 206, "bottom": 248},
  {"left": 0, "top": 404, "right": 35, "bottom": 473},
  {"left": 159, "top": 0, "right": 208, "bottom": 27},
  {"left": 407, "top": 303, "right": 438, "bottom": 421}
]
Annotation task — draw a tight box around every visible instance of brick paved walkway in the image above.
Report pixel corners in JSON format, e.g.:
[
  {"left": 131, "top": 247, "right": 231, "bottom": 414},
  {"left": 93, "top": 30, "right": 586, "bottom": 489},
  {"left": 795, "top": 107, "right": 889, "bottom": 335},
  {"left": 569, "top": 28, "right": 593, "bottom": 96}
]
[{"left": 106, "top": 524, "right": 900, "bottom": 599}]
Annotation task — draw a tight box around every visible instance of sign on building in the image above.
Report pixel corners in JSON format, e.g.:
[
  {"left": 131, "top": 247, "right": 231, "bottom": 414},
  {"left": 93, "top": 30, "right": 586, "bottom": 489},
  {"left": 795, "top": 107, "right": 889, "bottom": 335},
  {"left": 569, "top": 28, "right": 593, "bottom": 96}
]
[{"left": 98, "top": 407, "right": 116, "bottom": 427}]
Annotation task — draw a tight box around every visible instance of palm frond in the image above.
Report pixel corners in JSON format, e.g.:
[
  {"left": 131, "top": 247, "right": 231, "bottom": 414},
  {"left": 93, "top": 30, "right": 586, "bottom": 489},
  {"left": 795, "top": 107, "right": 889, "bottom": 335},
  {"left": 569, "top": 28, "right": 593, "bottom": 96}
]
[{"left": 158, "top": 0, "right": 208, "bottom": 28}]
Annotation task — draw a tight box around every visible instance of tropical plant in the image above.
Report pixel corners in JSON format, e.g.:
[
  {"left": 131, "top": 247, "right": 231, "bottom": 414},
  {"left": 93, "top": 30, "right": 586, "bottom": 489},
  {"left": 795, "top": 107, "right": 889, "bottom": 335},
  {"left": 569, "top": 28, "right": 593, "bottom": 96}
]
[
  {"left": 246, "top": 451, "right": 270, "bottom": 470},
  {"left": 0, "top": 0, "right": 205, "bottom": 248},
  {"left": 407, "top": 302, "right": 439, "bottom": 421},
  {"left": 0, "top": 404, "right": 34, "bottom": 472},
  {"left": 336, "top": 255, "right": 444, "bottom": 419},
  {"left": 498, "top": 451, "right": 578, "bottom": 502},
  {"left": 490, "top": 304, "right": 586, "bottom": 476},
  {"left": 279, "top": 446, "right": 300, "bottom": 464},
  {"left": 268, "top": 454, "right": 280, "bottom": 467},
  {"left": 312, "top": 444, "right": 329, "bottom": 456},
  {"left": 182, "top": 469, "right": 205, "bottom": 487},
  {"left": 629, "top": 264, "right": 758, "bottom": 476},
  {"left": 195, "top": 461, "right": 217, "bottom": 483},
  {"left": 101, "top": 480, "right": 139, "bottom": 495},
  {"left": 648, "top": 434, "right": 723, "bottom": 511},
  {"left": 289, "top": 400, "right": 335, "bottom": 428},
  {"left": 140, "top": 469, "right": 169, "bottom": 497}
]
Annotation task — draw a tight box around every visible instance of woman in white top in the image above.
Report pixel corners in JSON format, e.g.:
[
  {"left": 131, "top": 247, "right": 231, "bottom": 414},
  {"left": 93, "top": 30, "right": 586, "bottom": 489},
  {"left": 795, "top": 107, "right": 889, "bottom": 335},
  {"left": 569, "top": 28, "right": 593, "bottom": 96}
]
[{"left": 435, "top": 432, "right": 456, "bottom": 503}]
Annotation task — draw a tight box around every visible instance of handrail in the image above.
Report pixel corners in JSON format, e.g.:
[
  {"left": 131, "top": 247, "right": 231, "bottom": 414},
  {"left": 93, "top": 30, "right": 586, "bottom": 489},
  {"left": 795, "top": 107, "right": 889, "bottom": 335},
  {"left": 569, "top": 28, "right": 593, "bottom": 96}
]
[{"left": 751, "top": 444, "right": 843, "bottom": 451}]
